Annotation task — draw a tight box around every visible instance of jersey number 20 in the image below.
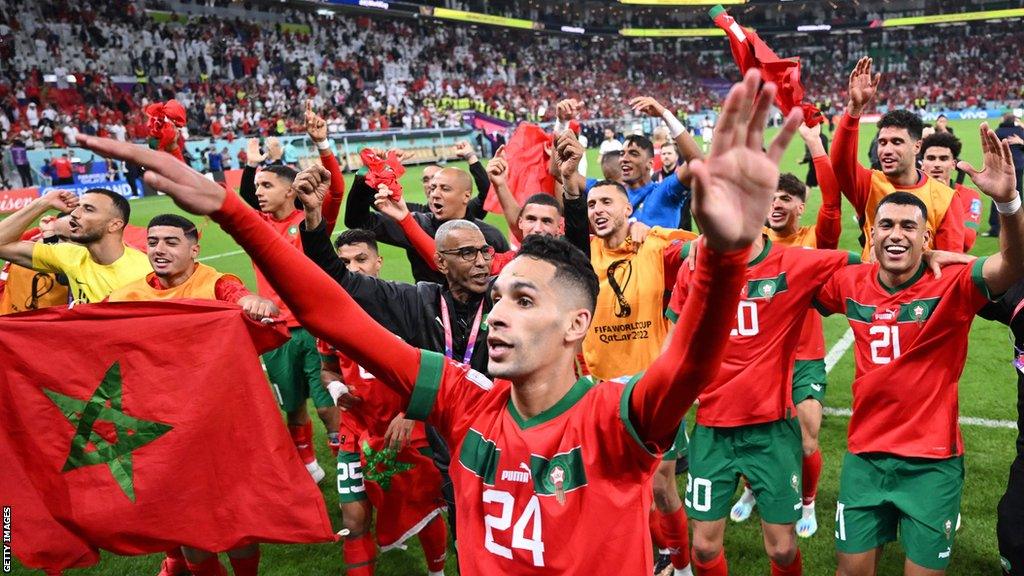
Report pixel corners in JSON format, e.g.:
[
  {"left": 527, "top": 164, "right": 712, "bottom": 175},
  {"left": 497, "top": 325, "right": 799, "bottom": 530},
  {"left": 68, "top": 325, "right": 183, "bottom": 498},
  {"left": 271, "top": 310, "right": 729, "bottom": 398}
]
[{"left": 483, "top": 489, "right": 545, "bottom": 567}]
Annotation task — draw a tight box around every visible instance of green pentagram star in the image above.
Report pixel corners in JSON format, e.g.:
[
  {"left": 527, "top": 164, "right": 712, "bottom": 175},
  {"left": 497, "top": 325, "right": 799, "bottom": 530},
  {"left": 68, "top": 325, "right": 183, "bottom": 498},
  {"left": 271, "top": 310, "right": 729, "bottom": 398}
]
[
  {"left": 361, "top": 440, "right": 414, "bottom": 491},
  {"left": 44, "top": 362, "right": 173, "bottom": 502}
]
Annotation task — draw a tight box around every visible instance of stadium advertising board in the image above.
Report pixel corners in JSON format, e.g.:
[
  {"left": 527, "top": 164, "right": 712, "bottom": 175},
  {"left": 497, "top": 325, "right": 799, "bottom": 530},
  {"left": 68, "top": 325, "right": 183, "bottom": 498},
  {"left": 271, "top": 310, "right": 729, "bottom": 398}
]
[
  {"left": 0, "top": 188, "right": 39, "bottom": 215},
  {"left": 882, "top": 7, "right": 1024, "bottom": 27},
  {"left": 620, "top": 27, "right": 725, "bottom": 37},
  {"left": 619, "top": 0, "right": 744, "bottom": 4},
  {"left": 430, "top": 7, "right": 536, "bottom": 30},
  {"left": 40, "top": 179, "right": 138, "bottom": 199}
]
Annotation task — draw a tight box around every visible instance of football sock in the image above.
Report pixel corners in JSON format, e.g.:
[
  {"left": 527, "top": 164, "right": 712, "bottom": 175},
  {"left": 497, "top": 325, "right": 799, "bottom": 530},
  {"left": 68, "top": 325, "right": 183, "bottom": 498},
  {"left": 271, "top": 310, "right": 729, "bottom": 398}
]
[
  {"left": 692, "top": 549, "right": 728, "bottom": 576},
  {"left": 419, "top": 515, "right": 449, "bottom": 573},
  {"left": 657, "top": 506, "right": 691, "bottom": 569},
  {"left": 185, "top": 555, "right": 227, "bottom": 576},
  {"left": 227, "top": 549, "right": 260, "bottom": 576},
  {"left": 343, "top": 534, "right": 376, "bottom": 576},
  {"left": 288, "top": 422, "right": 316, "bottom": 464},
  {"left": 770, "top": 549, "right": 802, "bottom": 576},
  {"left": 650, "top": 508, "right": 668, "bottom": 550},
  {"left": 802, "top": 449, "right": 822, "bottom": 505}
]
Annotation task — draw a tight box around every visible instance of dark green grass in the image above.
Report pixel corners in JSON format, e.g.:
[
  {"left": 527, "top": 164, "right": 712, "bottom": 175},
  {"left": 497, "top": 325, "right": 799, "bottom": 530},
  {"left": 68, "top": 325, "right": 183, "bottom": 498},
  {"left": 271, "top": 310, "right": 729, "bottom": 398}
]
[{"left": 7, "top": 119, "right": 1019, "bottom": 575}]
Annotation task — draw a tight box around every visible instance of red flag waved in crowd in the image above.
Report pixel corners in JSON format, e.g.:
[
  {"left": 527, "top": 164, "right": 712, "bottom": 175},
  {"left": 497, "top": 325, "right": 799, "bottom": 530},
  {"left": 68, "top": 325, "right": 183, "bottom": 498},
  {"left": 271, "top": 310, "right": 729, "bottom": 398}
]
[
  {"left": 483, "top": 123, "right": 557, "bottom": 214},
  {"left": 711, "top": 4, "right": 823, "bottom": 127},
  {"left": 0, "top": 300, "right": 335, "bottom": 573}
]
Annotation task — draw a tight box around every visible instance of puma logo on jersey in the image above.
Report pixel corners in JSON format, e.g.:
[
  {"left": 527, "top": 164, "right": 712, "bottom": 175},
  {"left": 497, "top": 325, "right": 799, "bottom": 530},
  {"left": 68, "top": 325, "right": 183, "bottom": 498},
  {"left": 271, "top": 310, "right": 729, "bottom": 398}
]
[
  {"left": 939, "top": 546, "right": 951, "bottom": 559},
  {"left": 810, "top": 384, "right": 823, "bottom": 392},
  {"left": 501, "top": 463, "right": 531, "bottom": 483},
  {"left": 873, "top": 307, "right": 898, "bottom": 321}
]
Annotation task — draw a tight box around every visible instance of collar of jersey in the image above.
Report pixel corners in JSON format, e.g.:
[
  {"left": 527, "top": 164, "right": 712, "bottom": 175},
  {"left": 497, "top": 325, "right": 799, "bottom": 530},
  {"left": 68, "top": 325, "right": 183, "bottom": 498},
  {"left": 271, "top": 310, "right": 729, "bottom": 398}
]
[
  {"left": 506, "top": 377, "right": 594, "bottom": 430},
  {"left": 748, "top": 237, "right": 772, "bottom": 267},
  {"left": 877, "top": 262, "right": 927, "bottom": 294}
]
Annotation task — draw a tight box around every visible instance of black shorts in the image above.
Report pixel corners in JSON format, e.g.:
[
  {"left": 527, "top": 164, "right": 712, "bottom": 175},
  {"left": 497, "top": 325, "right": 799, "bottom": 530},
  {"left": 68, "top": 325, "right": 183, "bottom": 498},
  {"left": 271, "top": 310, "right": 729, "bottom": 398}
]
[{"left": 999, "top": 456, "right": 1024, "bottom": 575}]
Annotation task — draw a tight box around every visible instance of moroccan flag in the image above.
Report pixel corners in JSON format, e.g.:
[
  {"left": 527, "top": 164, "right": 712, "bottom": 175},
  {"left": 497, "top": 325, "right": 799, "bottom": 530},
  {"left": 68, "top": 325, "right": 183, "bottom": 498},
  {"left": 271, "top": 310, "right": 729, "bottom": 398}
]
[
  {"left": 710, "top": 4, "right": 823, "bottom": 127},
  {"left": 0, "top": 301, "right": 336, "bottom": 572},
  {"left": 484, "top": 123, "right": 556, "bottom": 214}
]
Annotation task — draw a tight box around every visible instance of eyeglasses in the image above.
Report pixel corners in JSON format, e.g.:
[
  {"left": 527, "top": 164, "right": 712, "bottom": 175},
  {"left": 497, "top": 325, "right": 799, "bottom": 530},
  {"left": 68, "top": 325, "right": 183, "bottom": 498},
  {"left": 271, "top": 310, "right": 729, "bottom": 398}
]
[{"left": 439, "top": 245, "right": 496, "bottom": 262}]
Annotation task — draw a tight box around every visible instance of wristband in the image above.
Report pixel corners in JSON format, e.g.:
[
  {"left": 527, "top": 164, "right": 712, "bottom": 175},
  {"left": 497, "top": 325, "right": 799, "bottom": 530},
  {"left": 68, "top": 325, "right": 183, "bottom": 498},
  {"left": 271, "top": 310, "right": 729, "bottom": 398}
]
[
  {"left": 316, "top": 139, "right": 330, "bottom": 151},
  {"left": 996, "top": 195, "right": 1022, "bottom": 215},
  {"left": 661, "top": 109, "right": 686, "bottom": 139},
  {"left": 327, "top": 380, "right": 349, "bottom": 404}
]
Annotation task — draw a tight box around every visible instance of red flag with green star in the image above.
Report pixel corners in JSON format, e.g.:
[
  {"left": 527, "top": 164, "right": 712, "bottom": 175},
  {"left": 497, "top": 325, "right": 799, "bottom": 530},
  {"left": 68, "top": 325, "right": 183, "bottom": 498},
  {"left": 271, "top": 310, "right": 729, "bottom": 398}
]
[{"left": 0, "top": 300, "right": 336, "bottom": 572}]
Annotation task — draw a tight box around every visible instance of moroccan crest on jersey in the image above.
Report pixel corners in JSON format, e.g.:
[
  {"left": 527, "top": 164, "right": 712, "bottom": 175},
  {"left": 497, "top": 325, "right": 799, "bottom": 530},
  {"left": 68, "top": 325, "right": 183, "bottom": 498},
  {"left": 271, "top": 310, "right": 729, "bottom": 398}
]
[
  {"left": 745, "top": 273, "right": 788, "bottom": 301},
  {"left": 532, "top": 448, "right": 587, "bottom": 499}
]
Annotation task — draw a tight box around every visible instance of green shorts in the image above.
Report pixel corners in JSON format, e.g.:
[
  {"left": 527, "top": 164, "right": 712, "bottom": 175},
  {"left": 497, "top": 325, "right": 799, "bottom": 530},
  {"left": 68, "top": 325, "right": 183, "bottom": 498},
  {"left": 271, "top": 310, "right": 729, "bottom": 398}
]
[
  {"left": 835, "top": 452, "right": 964, "bottom": 570},
  {"left": 686, "top": 418, "right": 802, "bottom": 524},
  {"left": 792, "top": 359, "right": 826, "bottom": 404},
  {"left": 263, "top": 327, "right": 333, "bottom": 412},
  {"left": 664, "top": 419, "right": 689, "bottom": 461},
  {"left": 337, "top": 449, "right": 367, "bottom": 503}
]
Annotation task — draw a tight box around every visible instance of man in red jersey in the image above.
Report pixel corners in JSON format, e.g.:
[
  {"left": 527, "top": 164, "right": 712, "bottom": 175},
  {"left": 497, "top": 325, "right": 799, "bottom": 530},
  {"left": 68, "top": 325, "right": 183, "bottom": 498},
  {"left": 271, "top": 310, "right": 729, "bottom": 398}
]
[
  {"left": 814, "top": 124, "right": 1023, "bottom": 575},
  {"left": 919, "top": 131, "right": 983, "bottom": 251},
  {"left": 77, "top": 68, "right": 804, "bottom": 575},
  {"left": 237, "top": 103, "right": 346, "bottom": 481},
  {"left": 729, "top": 122, "right": 843, "bottom": 539},
  {"left": 317, "top": 229, "right": 448, "bottom": 576}
]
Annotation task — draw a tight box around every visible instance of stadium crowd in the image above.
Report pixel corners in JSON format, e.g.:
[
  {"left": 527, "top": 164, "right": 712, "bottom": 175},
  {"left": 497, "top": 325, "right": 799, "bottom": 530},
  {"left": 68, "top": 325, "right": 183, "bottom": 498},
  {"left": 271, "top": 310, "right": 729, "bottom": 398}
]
[
  {"left": 2, "top": 0, "right": 1024, "bottom": 570},
  {"left": 0, "top": 0, "right": 1023, "bottom": 179}
]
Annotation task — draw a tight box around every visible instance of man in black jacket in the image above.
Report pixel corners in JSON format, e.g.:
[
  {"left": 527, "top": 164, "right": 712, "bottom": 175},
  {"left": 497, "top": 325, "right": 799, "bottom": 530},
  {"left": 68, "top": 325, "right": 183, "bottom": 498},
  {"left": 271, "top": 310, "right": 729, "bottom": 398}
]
[
  {"left": 302, "top": 180, "right": 495, "bottom": 544},
  {"left": 978, "top": 283, "right": 1024, "bottom": 576},
  {"left": 345, "top": 157, "right": 509, "bottom": 285}
]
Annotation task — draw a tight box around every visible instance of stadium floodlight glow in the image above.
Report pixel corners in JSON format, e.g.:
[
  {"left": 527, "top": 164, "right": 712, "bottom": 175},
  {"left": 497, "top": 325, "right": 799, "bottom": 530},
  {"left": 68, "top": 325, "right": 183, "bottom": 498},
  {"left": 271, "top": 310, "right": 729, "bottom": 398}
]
[
  {"left": 560, "top": 25, "right": 586, "bottom": 34},
  {"left": 620, "top": 27, "right": 725, "bottom": 37},
  {"left": 882, "top": 7, "right": 1024, "bottom": 27},
  {"left": 796, "top": 24, "right": 831, "bottom": 32},
  {"left": 431, "top": 7, "right": 535, "bottom": 29},
  {"left": 618, "top": 0, "right": 744, "bottom": 4}
]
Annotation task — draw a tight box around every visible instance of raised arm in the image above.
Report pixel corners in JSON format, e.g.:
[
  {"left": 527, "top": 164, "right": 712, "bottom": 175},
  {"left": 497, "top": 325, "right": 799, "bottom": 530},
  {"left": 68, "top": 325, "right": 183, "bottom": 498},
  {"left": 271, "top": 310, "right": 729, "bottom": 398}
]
[
  {"left": 629, "top": 69, "right": 804, "bottom": 450},
  {"left": 77, "top": 135, "right": 424, "bottom": 400},
  {"left": 305, "top": 101, "right": 345, "bottom": 233},
  {"left": 0, "top": 190, "right": 78, "bottom": 268},
  {"left": 631, "top": 96, "right": 704, "bottom": 164},
  {"left": 373, "top": 184, "right": 441, "bottom": 272},
  {"left": 485, "top": 147, "right": 525, "bottom": 241},
  {"left": 961, "top": 123, "right": 1024, "bottom": 295},
  {"left": 554, "top": 130, "right": 591, "bottom": 256},
  {"left": 239, "top": 138, "right": 267, "bottom": 209},
  {"left": 831, "top": 57, "right": 881, "bottom": 215},
  {"left": 455, "top": 141, "right": 490, "bottom": 220},
  {"left": 801, "top": 123, "right": 842, "bottom": 249}
]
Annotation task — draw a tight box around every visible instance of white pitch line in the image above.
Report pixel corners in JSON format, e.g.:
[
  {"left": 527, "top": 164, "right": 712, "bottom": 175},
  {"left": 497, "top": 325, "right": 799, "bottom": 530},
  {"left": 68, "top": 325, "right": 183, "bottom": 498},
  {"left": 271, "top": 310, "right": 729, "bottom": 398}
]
[
  {"left": 822, "top": 328, "right": 1018, "bottom": 430},
  {"left": 198, "top": 249, "right": 245, "bottom": 262}
]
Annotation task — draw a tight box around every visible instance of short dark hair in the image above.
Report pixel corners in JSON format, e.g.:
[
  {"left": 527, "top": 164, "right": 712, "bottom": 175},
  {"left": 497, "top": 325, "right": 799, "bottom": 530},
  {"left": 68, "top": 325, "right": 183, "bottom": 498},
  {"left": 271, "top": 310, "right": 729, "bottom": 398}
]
[
  {"left": 522, "top": 193, "right": 562, "bottom": 216},
  {"left": 623, "top": 134, "right": 655, "bottom": 158},
  {"left": 261, "top": 165, "right": 298, "bottom": 183},
  {"left": 516, "top": 235, "right": 599, "bottom": 313},
  {"left": 777, "top": 173, "right": 807, "bottom": 201},
  {"left": 876, "top": 191, "right": 928, "bottom": 222},
  {"left": 84, "top": 188, "right": 130, "bottom": 225},
  {"left": 920, "top": 132, "right": 961, "bottom": 159},
  {"left": 877, "top": 110, "right": 924, "bottom": 141},
  {"left": 334, "top": 228, "right": 379, "bottom": 253},
  {"left": 148, "top": 213, "right": 198, "bottom": 242},
  {"left": 589, "top": 180, "right": 629, "bottom": 199}
]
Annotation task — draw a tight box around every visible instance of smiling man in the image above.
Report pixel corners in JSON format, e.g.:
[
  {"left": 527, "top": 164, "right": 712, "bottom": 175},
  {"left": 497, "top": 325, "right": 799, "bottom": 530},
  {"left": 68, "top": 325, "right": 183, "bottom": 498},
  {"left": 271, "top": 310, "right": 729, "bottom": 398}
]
[
  {"left": 76, "top": 68, "right": 802, "bottom": 574},
  {"left": 0, "top": 188, "right": 150, "bottom": 304},
  {"left": 816, "top": 124, "right": 1023, "bottom": 576},
  {"left": 832, "top": 57, "right": 965, "bottom": 259},
  {"left": 107, "top": 213, "right": 277, "bottom": 576}
]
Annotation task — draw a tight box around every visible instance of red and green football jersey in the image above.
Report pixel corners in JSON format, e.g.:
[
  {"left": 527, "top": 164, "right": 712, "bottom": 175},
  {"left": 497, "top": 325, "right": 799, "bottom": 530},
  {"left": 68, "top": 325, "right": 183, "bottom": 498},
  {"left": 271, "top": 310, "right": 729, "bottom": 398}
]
[
  {"left": 253, "top": 210, "right": 305, "bottom": 328},
  {"left": 667, "top": 240, "right": 854, "bottom": 427},
  {"left": 814, "top": 259, "right": 991, "bottom": 458},
  {"left": 407, "top": 352, "right": 660, "bottom": 574}
]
